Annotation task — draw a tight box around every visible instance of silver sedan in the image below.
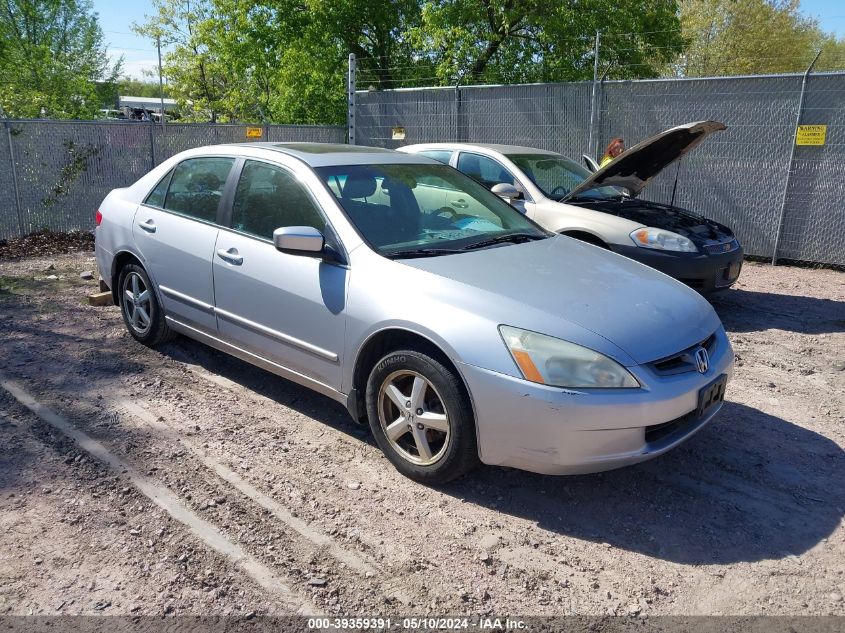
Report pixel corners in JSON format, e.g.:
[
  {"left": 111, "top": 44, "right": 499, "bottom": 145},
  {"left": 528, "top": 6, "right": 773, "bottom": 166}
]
[{"left": 95, "top": 142, "right": 733, "bottom": 484}]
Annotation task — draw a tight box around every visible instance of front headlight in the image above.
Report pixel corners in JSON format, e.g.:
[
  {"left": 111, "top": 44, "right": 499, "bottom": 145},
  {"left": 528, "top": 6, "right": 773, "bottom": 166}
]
[
  {"left": 499, "top": 326, "right": 639, "bottom": 389},
  {"left": 630, "top": 227, "right": 697, "bottom": 252}
]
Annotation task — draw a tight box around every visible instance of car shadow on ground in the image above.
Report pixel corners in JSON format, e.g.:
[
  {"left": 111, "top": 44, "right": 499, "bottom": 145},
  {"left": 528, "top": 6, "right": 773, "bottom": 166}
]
[
  {"left": 161, "top": 338, "right": 374, "bottom": 442},
  {"left": 443, "top": 400, "right": 844, "bottom": 565},
  {"left": 711, "top": 286, "right": 845, "bottom": 335},
  {"left": 159, "top": 339, "right": 843, "bottom": 566}
]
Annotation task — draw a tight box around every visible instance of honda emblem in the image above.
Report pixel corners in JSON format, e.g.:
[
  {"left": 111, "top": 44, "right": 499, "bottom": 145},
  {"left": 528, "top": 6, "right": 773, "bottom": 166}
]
[{"left": 694, "top": 347, "right": 710, "bottom": 374}]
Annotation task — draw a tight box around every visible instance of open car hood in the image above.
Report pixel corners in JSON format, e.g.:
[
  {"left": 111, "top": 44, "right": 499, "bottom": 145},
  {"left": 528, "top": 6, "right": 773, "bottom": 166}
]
[{"left": 564, "top": 120, "right": 726, "bottom": 200}]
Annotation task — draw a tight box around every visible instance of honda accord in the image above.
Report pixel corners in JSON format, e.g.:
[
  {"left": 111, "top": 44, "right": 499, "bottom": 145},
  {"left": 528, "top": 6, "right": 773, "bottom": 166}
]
[{"left": 96, "top": 142, "right": 733, "bottom": 483}]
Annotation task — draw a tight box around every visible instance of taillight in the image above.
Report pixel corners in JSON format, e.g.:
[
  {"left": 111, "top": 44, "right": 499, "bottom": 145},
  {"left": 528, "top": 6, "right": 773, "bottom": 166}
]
[{"left": 95, "top": 209, "right": 102, "bottom": 226}]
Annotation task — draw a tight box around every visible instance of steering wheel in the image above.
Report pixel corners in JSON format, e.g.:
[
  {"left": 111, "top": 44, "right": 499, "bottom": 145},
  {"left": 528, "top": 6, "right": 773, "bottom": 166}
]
[
  {"left": 435, "top": 206, "right": 458, "bottom": 219},
  {"left": 549, "top": 185, "right": 569, "bottom": 198}
]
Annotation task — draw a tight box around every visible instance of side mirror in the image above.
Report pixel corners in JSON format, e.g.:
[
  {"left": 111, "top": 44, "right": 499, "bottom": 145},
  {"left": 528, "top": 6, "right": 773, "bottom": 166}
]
[
  {"left": 582, "top": 154, "right": 599, "bottom": 173},
  {"left": 273, "top": 226, "right": 324, "bottom": 256},
  {"left": 491, "top": 182, "right": 520, "bottom": 202}
]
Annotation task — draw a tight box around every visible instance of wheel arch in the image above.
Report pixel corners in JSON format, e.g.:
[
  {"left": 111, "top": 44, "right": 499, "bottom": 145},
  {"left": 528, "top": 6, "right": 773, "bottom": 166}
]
[
  {"left": 558, "top": 229, "right": 611, "bottom": 249},
  {"left": 347, "top": 327, "right": 476, "bottom": 428},
  {"left": 110, "top": 250, "right": 145, "bottom": 304}
]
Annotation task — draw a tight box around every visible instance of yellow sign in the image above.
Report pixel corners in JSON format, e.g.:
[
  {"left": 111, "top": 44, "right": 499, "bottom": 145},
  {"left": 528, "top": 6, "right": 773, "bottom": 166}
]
[
  {"left": 246, "top": 127, "right": 263, "bottom": 139},
  {"left": 391, "top": 127, "right": 406, "bottom": 140},
  {"left": 796, "top": 124, "right": 826, "bottom": 146}
]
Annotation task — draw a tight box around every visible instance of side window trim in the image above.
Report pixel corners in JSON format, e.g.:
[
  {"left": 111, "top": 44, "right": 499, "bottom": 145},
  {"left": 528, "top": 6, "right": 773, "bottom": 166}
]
[
  {"left": 143, "top": 168, "right": 174, "bottom": 208},
  {"left": 218, "top": 157, "right": 245, "bottom": 228}
]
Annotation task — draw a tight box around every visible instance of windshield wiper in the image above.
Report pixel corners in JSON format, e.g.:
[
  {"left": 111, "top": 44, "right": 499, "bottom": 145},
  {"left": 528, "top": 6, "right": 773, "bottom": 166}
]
[
  {"left": 383, "top": 247, "right": 466, "bottom": 260},
  {"left": 461, "top": 233, "right": 545, "bottom": 251}
]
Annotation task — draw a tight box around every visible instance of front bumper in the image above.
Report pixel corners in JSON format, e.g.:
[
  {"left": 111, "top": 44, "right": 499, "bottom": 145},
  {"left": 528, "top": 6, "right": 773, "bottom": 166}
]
[
  {"left": 458, "top": 328, "right": 734, "bottom": 475},
  {"left": 611, "top": 244, "right": 744, "bottom": 293}
]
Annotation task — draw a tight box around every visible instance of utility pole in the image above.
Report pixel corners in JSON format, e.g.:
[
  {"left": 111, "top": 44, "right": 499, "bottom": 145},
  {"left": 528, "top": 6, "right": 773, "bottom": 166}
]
[
  {"left": 157, "top": 34, "right": 166, "bottom": 128},
  {"left": 587, "top": 31, "right": 601, "bottom": 158}
]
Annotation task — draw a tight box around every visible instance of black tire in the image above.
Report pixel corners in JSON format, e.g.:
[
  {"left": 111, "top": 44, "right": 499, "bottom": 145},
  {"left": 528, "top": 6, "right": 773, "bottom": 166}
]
[
  {"left": 117, "top": 263, "right": 176, "bottom": 346},
  {"left": 365, "top": 349, "right": 479, "bottom": 484}
]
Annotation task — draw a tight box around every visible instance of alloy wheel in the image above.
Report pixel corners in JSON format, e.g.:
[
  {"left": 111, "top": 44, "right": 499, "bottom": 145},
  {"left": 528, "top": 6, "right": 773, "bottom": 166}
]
[
  {"left": 377, "top": 370, "right": 451, "bottom": 466},
  {"left": 122, "top": 272, "right": 152, "bottom": 336}
]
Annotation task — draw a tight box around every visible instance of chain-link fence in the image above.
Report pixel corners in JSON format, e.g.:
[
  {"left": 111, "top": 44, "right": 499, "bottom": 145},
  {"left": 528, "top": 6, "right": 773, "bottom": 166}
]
[
  {"left": 355, "top": 72, "right": 845, "bottom": 266},
  {"left": 0, "top": 120, "right": 346, "bottom": 240}
]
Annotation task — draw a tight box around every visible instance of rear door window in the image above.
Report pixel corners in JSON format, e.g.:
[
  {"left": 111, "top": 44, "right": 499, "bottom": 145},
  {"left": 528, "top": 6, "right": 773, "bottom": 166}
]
[
  {"left": 162, "top": 157, "right": 235, "bottom": 223},
  {"left": 456, "top": 152, "right": 515, "bottom": 189}
]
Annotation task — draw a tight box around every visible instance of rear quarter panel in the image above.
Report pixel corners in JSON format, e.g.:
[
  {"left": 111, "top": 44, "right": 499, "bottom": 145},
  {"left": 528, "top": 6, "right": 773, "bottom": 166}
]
[{"left": 96, "top": 188, "right": 143, "bottom": 289}]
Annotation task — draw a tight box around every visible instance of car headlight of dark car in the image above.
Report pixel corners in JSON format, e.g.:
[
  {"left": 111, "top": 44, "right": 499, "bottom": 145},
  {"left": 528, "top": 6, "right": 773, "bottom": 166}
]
[{"left": 630, "top": 227, "right": 698, "bottom": 253}]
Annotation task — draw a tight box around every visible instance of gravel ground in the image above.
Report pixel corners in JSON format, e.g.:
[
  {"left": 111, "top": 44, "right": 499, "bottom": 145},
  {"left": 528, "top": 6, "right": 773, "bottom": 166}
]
[{"left": 0, "top": 251, "right": 843, "bottom": 617}]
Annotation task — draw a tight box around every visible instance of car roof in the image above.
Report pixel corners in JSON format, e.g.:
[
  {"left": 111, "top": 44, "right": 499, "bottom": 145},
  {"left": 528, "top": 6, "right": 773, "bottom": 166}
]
[
  {"left": 223, "top": 142, "right": 435, "bottom": 166},
  {"left": 401, "top": 142, "right": 561, "bottom": 156}
]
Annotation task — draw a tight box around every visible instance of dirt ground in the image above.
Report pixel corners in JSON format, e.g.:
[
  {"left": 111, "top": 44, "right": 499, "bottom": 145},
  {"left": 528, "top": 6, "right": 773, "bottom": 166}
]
[{"left": 0, "top": 250, "right": 843, "bottom": 618}]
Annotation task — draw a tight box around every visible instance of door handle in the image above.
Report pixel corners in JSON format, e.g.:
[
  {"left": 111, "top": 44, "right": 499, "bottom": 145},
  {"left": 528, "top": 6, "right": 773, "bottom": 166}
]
[
  {"left": 138, "top": 219, "right": 157, "bottom": 233},
  {"left": 216, "top": 247, "right": 243, "bottom": 265},
  {"left": 450, "top": 199, "right": 469, "bottom": 209}
]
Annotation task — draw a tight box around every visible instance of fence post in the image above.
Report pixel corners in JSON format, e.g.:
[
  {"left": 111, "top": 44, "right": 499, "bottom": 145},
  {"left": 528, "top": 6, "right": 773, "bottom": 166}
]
[
  {"left": 587, "top": 31, "right": 601, "bottom": 156},
  {"left": 347, "top": 53, "right": 356, "bottom": 145},
  {"left": 454, "top": 84, "right": 462, "bottom": 142},
  {"left": 5, "top": 121, "right": 25, "bottom": 237},
  {"left": 149, "top": 118, "right": 156, "bottom": 169},
  {"left": 772, "top": 50, "right": 821, "bottom": 265}
]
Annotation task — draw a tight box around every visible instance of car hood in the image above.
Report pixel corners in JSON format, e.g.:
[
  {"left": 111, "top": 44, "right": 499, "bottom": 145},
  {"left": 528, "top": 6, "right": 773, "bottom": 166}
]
[
  {"left": 400, "top": 236, "right": 722, "bottom": 366},
  {"left": 565, "top": 121, "right": 726, "bottom": 200}
]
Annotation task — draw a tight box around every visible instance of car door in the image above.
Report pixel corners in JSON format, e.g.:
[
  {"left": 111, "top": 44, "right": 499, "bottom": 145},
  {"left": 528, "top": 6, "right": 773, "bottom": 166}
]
[
  {"left": 133, "top": 156, "right": 235, "bottom": 333},
  {"left": 453, "top": 151, "right": 526, "bottom": 213},
  {"left": 212, "top": 159, "right": 347, "bottom": 389}
]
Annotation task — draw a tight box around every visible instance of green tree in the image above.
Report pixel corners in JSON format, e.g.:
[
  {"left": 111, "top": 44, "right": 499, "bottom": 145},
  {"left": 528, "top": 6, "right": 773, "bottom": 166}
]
[
  {"left": 0, "top": 0, "right": 121, "bottom": 118},
  {"left": 116, "top": 78, "right": 171, "bottom": 99},
  {"left": 133, "top": 0, "right": 230, "bottom": 121},
  {"left": 134, "top": 0, "right": 429, "bottom": 123},
  {"left": 410, "top": 0, "right": 685, "bottom": 84},
  {"left": 674, "top": 0, "right": 845, "bottom": 76}
]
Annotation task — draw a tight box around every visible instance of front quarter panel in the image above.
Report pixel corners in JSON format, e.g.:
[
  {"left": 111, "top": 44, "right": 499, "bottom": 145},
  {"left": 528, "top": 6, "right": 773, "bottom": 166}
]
[
  {"left": 533, "top": 200, "right": 643, "bottom": 245},
  {"left": 341, "top": 248, "right": 520, "bottom": 394}
]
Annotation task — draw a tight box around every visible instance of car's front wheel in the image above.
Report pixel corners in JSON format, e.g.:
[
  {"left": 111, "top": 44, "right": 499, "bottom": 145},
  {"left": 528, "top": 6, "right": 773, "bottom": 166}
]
[
  {"left": 118, "top": 264, "right": 176, "bottom": 346},
  {"left": 365, "top": 350, "right": 479, "bottom": 484}
]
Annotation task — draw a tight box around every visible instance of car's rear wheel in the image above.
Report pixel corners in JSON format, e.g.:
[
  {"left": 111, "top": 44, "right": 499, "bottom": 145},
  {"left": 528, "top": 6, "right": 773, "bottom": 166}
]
[
  {"left": 118, "top": 264, "right": 176, "bottom": 346},
  {"left": 365, "top": 349, "right": 479, "bottom": 484}
]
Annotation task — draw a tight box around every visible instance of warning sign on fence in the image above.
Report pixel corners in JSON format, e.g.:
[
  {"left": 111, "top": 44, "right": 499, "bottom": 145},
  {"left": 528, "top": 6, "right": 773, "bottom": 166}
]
[
  {"left": 796, "top": 125, "right": 826, "bottom": 146},
  {"left": 246, "top": 127, "right": 263, "bottom": 139}
]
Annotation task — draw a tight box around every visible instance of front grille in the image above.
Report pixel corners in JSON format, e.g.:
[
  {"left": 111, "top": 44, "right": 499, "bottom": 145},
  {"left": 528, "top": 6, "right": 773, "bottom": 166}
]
[
  {"left": 650, "top": 332, "right": 718, "bottom": 376},
  {"left": 703, "top": 238, "right": 740, "bottom": 255}
]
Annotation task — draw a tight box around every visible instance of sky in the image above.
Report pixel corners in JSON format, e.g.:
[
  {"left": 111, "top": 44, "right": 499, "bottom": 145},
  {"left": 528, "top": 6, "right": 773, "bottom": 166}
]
[
  {"left": 93, "top": 0, "right": 845, "bottom": 82},
  {"left": 94, "top": 0, "right": 167, "bottom": 82}
]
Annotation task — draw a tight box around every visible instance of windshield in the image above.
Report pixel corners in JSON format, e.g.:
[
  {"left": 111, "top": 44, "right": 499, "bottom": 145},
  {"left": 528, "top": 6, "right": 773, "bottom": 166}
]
[
  {"left": 315, "top": 163, "right": 548, "bottom": 258},
  {"left": 506, "top": 154, "right": 622, "bottom": 201}
]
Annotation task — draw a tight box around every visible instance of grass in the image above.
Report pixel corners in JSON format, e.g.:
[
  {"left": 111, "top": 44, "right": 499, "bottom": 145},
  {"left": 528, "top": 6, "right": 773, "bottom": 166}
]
[{"left": 0, "top": 274, "right": 41, "bottom": 299}]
